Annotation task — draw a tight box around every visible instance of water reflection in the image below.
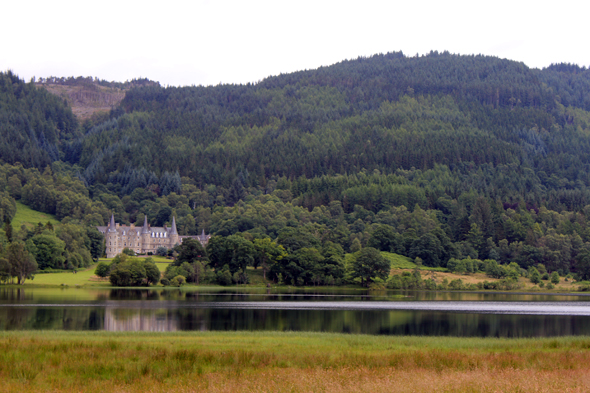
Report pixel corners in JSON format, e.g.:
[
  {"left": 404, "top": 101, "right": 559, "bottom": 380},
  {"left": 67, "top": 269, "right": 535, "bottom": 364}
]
[
  {"left": 2, "top": 287, "right": 590, "bottom": 336},
  {"left": 105, "top": 308, "right": 180, "bottom": 331}
]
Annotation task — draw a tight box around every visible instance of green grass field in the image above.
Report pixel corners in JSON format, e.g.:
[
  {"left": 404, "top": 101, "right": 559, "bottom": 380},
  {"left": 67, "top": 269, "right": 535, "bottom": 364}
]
[
  {"left": 381, "top": 251, "right": 415, "bottom": 268},
  {"left": 381, "top": 251, "right": 448, "bottom": 271},
  {"left": 345, "top": 251, "right": 448, "bottom": 272},
  {"left": 1, "top": 331, "right": 590, "bottom": 392},
  {"left": 30, "top": 262, "right": 107, "bottom": 287},
  {"left": 30, "top": 257, "right": 175, "bottom": 287},
  {"left": 11, "top": 201, "right": 60, "bottom": 231}
]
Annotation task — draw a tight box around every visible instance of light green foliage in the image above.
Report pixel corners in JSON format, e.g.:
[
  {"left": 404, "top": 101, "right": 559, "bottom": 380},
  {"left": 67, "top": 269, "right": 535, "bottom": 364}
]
[
  {"left": 11, "top": 201, "right": 59, "bottom": 230},
  {"left": 529, "top": 266, "right": 541, "bottom": 284},
  {"left": 253, "top": 237, "right": 287, "bottom": 280},
  {"left": 170, "top": 275, "right": 186, "bottom": 287},
  {"left": 380, "top": 252, "right": 414, "bottom": 269},
  {"left": 94, "top": 261, "right": 110, "bottom": 278}
]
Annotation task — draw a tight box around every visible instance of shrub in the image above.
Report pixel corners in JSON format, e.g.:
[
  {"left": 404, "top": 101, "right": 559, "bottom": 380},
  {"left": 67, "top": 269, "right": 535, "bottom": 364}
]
[
  {"left": 143, "top": 258, "right": 160, "bottom": 285},
  {"left": 529, "top": 267, "right": 541, "bottom": 284},
  {"left": 109, "top": 260, "right": 146, "bottom": 286},
  {"left": 551, "top": 271, "right": 560, "bottom": 285},
  {"left": 423, "top": 278, "right": 436, "bottom": 290},
  {"left": 483, "top": 281, "right": 498, "bottom": 290},
  {"left": 216, "top": 265, "right": 232, "bottom": 286},
  {"left": 108, "top": 257, "right": 160, "bottom": 286},
  {"left": 94, "top": 262, "right": 110, "bottom": 278},
  {"left": 449, "top": 279, "right": 464, "bottom": 290},
  {"left": 498, "top": 277, "right": 522, "bottom": 290},
  {"left": 170, "top": 275, "right": 186, "bottom": 287},
  {"left": 160, "top": 278, "right": 170, "bottom": 286}
]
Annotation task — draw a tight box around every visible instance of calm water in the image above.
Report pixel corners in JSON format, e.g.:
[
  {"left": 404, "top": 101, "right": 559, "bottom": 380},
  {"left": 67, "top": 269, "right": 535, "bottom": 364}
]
[{"left": 2, "top": 287, "right": 590, "bottom": 337}]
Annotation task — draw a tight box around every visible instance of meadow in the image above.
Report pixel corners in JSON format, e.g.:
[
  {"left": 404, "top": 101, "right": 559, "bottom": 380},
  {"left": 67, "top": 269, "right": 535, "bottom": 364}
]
[
  {"left": 1, "top": 331, "right": 590, "bottom": 392},
  {"left": 11, "top": 201, "right": 60, "bottom": 230}
]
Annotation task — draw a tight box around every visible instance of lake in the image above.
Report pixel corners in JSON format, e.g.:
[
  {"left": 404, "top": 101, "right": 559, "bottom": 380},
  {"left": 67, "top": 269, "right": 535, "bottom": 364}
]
[{"left": 2, "top": 287, "right": 590, "bottom": 337}]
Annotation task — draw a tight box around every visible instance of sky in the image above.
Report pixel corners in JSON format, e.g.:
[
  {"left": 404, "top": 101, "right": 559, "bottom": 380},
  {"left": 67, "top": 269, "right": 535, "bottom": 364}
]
[{"left": 2, "top": 0, "right": 588, "bottom": 87}]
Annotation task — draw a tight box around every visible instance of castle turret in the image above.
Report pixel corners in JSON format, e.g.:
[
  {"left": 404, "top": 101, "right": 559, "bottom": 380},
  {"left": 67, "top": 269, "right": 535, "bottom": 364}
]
[
  {"left": 170, "top": 216, "right": 178, "bottom": 235},
  {"left": 106, "top": 214, "right": 118, "bottom": 257},
  {"left": 142, "top": 215, "right": 149, "bottom": 234},
  {"left": 169, "top": 216, "right": 179, "bottom": 246},
  {"left": 108, "top": 214, "right": 117, "bottom": 232},
  {"left": 141, "top": 215, "right": 151, "bottom": 254}
]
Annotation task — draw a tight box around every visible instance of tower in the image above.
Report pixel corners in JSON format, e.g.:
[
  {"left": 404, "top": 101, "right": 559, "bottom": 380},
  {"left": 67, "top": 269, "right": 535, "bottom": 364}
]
[
  {"left": 169, "top": 216, "right": 179, "bottom": 247},
  {"left": 141, "top": 215, "right": 151, "bottom": 254},
  {"left": 106, "top": 214, "right": 118, "bottom": 258}
]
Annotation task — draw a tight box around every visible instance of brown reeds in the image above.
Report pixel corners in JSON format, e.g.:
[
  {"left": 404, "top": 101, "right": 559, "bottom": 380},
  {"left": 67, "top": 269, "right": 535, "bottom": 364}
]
[{"left": 2, "top": 331, "right": 590, "bottom": 392}]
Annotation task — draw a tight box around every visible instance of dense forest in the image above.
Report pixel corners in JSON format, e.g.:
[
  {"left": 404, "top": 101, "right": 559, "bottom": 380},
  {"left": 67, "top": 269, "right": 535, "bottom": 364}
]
[{"left": 3, "top": 51, "right": 590, "bottom": 285}]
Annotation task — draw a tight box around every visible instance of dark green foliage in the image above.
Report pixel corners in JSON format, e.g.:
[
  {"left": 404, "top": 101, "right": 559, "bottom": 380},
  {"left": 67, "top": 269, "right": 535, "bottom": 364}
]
[
  {"left": 351, "top": 247, "right": 390, "bottom": 287},
  {"left": 207, "top": 235, "right": 255, "bottom": 275},
  {"left": 174, "top": 238, "right": 208, "bottom": 266},
  {"left": 6, "top": 54, "right": 590, "bottom": 284},
  {"left": 109, "top": 259, "right": 146, "bottom": 286},
  {"left": 108, "top": 255, "right": 160, "bottom": 286},
  {"left": 6, "top": 241, "right": 37, "bottom": 284},
  {"left": 576, "top": 248, "right": 590, "bottom": 281},
  {"left": 143, "top": 258, "right": 160, "bottom": 285},
  {"left": 0, "top": 71, "right": 78, "bottom": 168},
  {"left": 216, "top": 265, "right": 232, "bottom": 286},
  {"left": 30, "top": 233, "right": 65, "bottom": 270},
  {"left": 86, "top": 228, "right": 104, "bottom": 261}
]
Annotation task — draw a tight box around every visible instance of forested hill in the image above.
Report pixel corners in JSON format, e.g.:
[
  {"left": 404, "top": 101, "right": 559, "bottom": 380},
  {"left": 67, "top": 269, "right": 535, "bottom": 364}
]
[
  {"left": 73, "top": 52, "right": 590, "bottom": 206},
  {"left": 3, "top": 51, "right": 590, "bottom": 278}
]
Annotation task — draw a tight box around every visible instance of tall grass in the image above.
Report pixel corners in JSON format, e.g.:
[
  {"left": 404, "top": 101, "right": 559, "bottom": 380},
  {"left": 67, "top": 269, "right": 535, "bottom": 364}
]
[{"left": 2, "top": 331, "right": 590, "bottom": 392}]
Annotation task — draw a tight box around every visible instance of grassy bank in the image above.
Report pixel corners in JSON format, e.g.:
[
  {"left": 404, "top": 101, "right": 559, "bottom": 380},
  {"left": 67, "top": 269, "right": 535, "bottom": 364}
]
[{"left": 1, "top": 331, "right": 590, "bottom": 392}]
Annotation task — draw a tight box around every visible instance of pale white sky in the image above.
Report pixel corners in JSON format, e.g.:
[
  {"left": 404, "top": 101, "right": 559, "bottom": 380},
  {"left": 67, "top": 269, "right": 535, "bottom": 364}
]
[{"left": 2, "top": 0, "right": 588, "bottom": 86}]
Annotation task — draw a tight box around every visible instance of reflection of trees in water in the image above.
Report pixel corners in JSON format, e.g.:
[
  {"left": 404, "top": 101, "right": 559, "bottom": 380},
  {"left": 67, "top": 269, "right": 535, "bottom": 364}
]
[
  {"left": 0, "top": 287, "right": 33, "bottom": 302},
  {"left": 104, "top": 308, "right": 181, "bottom": 331},
  {"left": 0, "top": 307, "right": 104, "bottom": 330},
  {"left": 3, "top": 286, "right": 590, "bottom": 335}
]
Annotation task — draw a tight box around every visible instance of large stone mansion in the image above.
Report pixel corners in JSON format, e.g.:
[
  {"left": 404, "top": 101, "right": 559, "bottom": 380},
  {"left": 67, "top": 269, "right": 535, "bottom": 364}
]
[{"left": 97, "top": 215, "right": 211, "bottom": 258}]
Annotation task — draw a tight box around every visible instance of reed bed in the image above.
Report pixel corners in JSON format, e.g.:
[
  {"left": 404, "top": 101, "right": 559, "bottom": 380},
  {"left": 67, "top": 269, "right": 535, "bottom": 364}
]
[{"left": 2, "top": 331, "right": 590, "bottom": 392}]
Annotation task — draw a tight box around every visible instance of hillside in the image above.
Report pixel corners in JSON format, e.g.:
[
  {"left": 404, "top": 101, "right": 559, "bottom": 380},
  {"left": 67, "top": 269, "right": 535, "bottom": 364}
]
[
  {"left": 11, "top": 201, "right": 59, "bottom": 230},
  {"left": 3, "top": 52, "right": 590, "bottom": 285},
  {"left": 35, "top": 76, "right": 159, "bottom": 120}
]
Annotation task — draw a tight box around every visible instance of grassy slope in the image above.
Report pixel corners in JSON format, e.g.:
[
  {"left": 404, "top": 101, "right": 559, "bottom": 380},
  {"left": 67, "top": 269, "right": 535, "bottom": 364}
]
[
  {"left": 2, "top": 331, "right": 590, "bottom": 392},
  {"left": 30, "top": 261, "right": 107, "bottom": 287},
  {"left": 11, "top": 201, "right": 59, "bottom": 231}
]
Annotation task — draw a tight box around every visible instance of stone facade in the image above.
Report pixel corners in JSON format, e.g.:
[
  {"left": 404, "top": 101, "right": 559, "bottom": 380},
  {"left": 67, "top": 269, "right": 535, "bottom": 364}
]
[{"left": 97, "top": 215, "right": 211, "bottom": 258}]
